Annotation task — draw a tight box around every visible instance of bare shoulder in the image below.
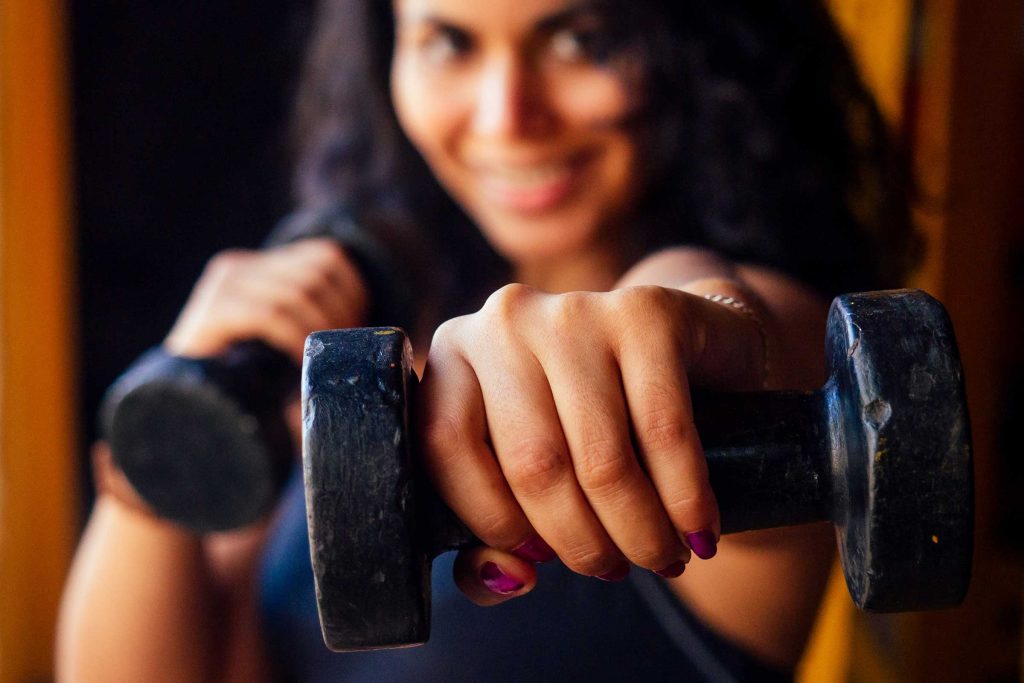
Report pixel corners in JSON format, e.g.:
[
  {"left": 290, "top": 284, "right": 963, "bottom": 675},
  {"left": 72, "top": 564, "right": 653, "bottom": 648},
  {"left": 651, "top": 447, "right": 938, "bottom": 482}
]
[
  {"left": 618, "top": 247, "right": 738, "bottom": 287},
  {"left": 736, "top": 262, "right": 830, "bottom": 329}
]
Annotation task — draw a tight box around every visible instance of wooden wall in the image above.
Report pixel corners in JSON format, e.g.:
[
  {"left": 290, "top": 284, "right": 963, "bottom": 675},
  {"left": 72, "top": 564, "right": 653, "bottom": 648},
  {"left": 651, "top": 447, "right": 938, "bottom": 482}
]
[
  {"left": 801, "top": 1, "right": 1024, "bottom": 680},
  {"left": 0, "top": 0, "right": 78, "bottom": 681},
  {"left": 0, "top": 0, "right": 1020, "bottom": 680}
]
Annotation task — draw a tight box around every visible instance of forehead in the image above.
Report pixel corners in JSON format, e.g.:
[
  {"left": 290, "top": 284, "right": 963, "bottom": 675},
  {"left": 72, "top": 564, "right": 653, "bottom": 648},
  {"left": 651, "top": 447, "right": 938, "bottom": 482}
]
[{"left": 393, "top": 0, "right": 587, "bottom": 32}]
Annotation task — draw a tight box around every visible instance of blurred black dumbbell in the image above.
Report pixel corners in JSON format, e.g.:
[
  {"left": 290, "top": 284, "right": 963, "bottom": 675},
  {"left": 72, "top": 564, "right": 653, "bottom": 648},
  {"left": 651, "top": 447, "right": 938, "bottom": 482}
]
[{"left": 99, "top": 206, "right": 411, "bottom": 532}]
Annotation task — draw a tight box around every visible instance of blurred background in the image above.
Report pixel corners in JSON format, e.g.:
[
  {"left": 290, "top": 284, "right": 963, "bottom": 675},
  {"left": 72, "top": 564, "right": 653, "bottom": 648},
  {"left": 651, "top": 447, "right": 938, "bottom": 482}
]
[{"left": 1, "top": 0, "right": 1022, "bottom": 680}]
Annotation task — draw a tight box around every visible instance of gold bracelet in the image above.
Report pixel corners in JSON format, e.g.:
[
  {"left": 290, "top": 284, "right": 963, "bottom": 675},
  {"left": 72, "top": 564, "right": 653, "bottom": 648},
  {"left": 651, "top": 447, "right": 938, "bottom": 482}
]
[{"left": 703, "top": 293, "right": 770, "bottom": 389}]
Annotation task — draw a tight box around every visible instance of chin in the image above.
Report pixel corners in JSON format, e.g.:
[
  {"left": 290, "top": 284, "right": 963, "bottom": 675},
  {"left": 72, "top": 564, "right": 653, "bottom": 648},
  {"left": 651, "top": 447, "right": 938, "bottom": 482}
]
[{"left": 475, "top": 210, "right": 601, "bottom": 265}]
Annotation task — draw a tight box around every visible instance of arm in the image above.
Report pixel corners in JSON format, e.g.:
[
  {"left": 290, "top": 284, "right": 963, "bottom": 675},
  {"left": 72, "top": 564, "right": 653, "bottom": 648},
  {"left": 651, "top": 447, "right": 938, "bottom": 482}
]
[
  {"left": 619, "top": 248, "right": 835, "bottom": 668},
  {"left": 57, "top": 239, "right": 368, "bottom": 681},
  {"left": 57, "top": 486, "right": 272, "bottom": 683},
  {"left": 420, "top": 246, "right": 834, "bottom": 669}
]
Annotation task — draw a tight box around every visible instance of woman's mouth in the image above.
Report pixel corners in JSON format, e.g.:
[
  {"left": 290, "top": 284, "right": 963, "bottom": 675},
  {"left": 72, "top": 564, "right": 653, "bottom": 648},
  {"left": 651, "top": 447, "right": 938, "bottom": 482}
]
[{"left": 474, "top": 156, "right": 586, "bottom": 213}]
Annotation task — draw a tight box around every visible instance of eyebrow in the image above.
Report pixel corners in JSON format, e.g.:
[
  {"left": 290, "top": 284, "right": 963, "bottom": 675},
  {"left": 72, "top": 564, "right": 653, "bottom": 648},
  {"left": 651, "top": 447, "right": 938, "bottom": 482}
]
[
  {"left": 400, "top": 1, "right": 605, "bottom": 33},
  {"left": 534, "top": 1, "right": 606, "bottom": 34}
]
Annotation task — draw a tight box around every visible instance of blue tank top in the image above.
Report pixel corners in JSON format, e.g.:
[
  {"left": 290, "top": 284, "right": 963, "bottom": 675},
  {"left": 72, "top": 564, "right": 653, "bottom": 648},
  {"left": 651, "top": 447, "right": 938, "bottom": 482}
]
[{"left": 260, "top": 469, "right": 791, "bottom": 682}]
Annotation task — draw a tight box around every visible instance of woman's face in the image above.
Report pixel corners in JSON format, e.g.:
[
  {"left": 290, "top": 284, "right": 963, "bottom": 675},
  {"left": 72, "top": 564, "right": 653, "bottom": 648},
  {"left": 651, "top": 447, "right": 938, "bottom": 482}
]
[{"left": 391, "top": 0, "right": 643, "bottom": 269}]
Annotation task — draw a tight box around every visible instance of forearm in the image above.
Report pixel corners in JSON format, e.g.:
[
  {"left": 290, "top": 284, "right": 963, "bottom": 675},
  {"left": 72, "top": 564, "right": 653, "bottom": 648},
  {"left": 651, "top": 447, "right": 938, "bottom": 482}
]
[
  {"left": 56, "top": 497, "right": 271, "bottom": 682},
  {"left": 617, "top": 247, "right": 835, "bottom": 666}
]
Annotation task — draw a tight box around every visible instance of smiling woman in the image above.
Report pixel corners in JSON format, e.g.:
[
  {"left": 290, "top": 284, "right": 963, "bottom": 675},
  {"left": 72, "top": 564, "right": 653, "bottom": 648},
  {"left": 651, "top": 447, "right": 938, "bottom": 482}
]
[
  {"left": 390, "top": 0, "right": 642, "bottom": 280},
  {"left": 58, "top": 0, "right": 921, "bottom": 680}
]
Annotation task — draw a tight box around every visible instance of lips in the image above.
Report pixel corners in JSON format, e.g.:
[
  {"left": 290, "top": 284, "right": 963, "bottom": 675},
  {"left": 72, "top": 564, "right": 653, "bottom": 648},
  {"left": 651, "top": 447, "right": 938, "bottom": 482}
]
[{"left": 471, "top": 153, "right": 589, "bottom": 214}]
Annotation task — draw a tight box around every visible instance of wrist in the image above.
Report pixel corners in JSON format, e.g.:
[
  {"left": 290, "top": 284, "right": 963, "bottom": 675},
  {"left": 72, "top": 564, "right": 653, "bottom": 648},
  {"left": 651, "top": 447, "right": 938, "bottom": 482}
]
[
  {"left": 702, "top": 293, "right": 770, "bottom": 389},
  {"left": 680, "top": 277, "right": 776, "bottom": 390},
  {"left": 91, "top": 442, "right": 162, "bottom": 521}
]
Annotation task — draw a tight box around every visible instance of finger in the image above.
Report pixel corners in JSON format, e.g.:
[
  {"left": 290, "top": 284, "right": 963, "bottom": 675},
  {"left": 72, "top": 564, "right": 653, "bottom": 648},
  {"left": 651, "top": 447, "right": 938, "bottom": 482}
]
[
  {"left": 617, "top": 323, "right": 720, "bottom": 560},
  {"left": 264, "top": 240, "right": 368, "bottom": 328},
  {"left": 219, "top": 292, "right": 316, "bottom": 362},
  {"left": 419, "top": 335, "right": 535, "bottom": 552},
  {"left": 232, "top": 273, "right": 338, "bottom": 337},
  {"left": 453, "top": 546, "right": 536, "bottom": 606},
  {"left": 472, "top": 333, "right": 624, "bottom": 578},
  {"left": 537, "top": 338, "right": 688, "bottom": 572},
  {"left": 251, "top": 246, "right": 358, "bottom": 329}
]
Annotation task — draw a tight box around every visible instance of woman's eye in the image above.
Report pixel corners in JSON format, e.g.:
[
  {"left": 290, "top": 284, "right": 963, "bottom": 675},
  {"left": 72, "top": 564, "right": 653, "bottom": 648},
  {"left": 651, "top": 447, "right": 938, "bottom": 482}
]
[
  {"left": 421, "top": 28, "right": 471, "bottom": 65},
  {"left": 549, "top": 27, "right": 607, "bottom": 64}
]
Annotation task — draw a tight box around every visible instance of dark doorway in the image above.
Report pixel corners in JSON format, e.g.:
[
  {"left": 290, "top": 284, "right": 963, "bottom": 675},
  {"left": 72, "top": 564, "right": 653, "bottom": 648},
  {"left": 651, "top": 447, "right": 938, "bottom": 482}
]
[{"left": 71, "top": 1, "right": 315, "bottom": 510}]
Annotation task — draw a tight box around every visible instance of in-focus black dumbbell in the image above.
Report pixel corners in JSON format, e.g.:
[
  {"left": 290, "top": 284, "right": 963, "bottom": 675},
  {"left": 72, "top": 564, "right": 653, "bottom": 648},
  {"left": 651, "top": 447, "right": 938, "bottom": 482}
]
[
  {"left": 100, "top": 206, "right": 411, "bottom": 532},
  {"left": 302, "top": 289, "right": 973, "bottom": 651}
]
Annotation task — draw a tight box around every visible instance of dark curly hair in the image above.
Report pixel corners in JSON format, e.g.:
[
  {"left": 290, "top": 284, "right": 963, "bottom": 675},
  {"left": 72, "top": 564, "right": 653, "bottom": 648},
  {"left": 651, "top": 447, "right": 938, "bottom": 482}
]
[{"left": 291, "top": 0, "right": 919, "bottom": 328}]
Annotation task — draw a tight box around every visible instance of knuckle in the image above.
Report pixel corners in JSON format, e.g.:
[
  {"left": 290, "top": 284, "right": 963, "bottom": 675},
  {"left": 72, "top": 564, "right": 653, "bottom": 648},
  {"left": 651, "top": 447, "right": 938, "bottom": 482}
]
[
  {"left": 315, "top": 241, "right": 356, "bottom": 276},
  {"left": 574, "top": 440, "right": 635, "bottom": 497},
  {"left": 482, "top": 283, "right": 535, "bottom": 321},
  {"left": 627, "top": 544, "right": 674, "bottom": 569},
  {"left": 262, "top": 298, "right": 292, "bottom": 321},
  {"left": 308, "top": 261, "right": 338, "bottom": 287},
  {"left": 422, "top": 414, "right": 466, "bottom": 460},
  {"left": 316, "top": 239, "right": 349, "bottom": 263},
  {"left": 205, "top": 249, "right": 250, "bottom": 278},
  {"left": 559, "top": 544, "right": 612, "bottom": 576},
  {"left": 612, "top": 284, "right": 654, "bottom": 310},
  {"left": 635, "top": 405, "right": 690, "bottom": 452},
  {"left": 430, "top": 316, "right": 466, "bottom": 350},
  {"left": 431, "top": 318, "right": 456, "bottom": 342},
  {"left": 664, "top": 486, "right": 717, "bottom": 527},
  {"left": 612, "top": 285, "right": 679, "bottom": 326},
  {"left": 297, "top": 269, "right": 335, "bottom": 303},
  {"left": 470, "top": 508, "right": 522, "bottom": 549},
  {"left": 550, "top": 290, "right": 594, "bottom": 330},
  {"left": 503, "top": 440, "right": 567, "bottom": 497}
]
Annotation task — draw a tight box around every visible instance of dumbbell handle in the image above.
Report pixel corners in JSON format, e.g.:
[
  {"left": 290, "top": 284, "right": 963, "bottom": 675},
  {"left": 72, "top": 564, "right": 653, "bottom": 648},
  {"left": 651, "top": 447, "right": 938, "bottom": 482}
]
[
  {"left": 419, "top": 387, "right": 832, "bottom": 558},
  {"left": 699, "top": 390, "right": 829, "bottom": 533}
]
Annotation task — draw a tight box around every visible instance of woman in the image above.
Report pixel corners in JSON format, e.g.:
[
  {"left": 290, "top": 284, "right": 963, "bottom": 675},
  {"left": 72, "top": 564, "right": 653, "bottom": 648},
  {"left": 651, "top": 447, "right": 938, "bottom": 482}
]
[{"left": 58, "top": 0, "right": 918, "bottom": 680}]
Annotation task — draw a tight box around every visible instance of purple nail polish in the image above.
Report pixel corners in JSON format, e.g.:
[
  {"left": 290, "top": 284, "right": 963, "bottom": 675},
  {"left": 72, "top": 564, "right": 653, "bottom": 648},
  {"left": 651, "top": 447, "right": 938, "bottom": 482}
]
[
  {"left": 596, "top": 562, "right": 630, "bottom": 582},
  {"left": 480, "top": 561, "right": 524, "bottom": 595},
  {"left": 654, "top": 560, "right": 687, "bottom": 578},
  {"left": 686, "top": 530, "right": 718, "bottom": 560},
  {"left": 512, "top": 536, "right": 557, "bottom": 563}
]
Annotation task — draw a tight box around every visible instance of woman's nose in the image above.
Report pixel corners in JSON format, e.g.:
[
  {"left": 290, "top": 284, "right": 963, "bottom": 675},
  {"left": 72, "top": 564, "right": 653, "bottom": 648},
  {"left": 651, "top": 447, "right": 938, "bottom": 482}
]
[{"left": 472, "top": 54, "right": 554, "bottom": 139}]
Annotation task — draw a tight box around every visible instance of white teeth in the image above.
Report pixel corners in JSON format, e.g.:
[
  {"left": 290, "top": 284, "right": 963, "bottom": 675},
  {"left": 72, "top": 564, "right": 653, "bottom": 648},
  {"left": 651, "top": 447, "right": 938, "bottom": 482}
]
[{"left": 485, "top": 164, "right": 570, "bottom": 188}]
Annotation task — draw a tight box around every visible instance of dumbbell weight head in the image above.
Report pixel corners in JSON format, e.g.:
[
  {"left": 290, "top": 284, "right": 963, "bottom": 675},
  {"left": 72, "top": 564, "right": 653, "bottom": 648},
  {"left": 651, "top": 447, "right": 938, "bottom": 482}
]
[
  {"left": 823, "top": 290, "right": 972, "bottom": 611},
  {"left": 302, "top": 289, "right": 973, "bottom": 651},
  {"left": 101, "top": 342, "right": 297, "bottom": 531},
  {"left": 302, "top": 328, "right": 452, "bottom": 650}
]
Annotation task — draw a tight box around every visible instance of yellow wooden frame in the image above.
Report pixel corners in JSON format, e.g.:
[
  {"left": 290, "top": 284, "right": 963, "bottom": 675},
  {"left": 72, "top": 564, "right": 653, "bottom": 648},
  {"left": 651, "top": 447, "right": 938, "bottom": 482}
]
[{"left": 0, "top": 0, "right": 78, "bottom": 680}]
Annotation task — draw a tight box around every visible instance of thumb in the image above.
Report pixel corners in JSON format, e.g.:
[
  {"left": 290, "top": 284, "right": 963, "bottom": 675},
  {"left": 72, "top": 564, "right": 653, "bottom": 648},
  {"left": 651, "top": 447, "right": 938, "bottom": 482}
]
[{"left": 453, "top": 546, "right": 538, "bottom": 606}]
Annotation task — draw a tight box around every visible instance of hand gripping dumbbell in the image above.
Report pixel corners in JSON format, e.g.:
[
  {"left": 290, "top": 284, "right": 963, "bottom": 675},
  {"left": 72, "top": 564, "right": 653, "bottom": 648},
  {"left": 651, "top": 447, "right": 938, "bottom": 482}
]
[
  {"left": 99, "top": 207, "right": 411, "bottom": 532},
  {"left": 302, "top": 289, "right": 973, "bottom": 651}
]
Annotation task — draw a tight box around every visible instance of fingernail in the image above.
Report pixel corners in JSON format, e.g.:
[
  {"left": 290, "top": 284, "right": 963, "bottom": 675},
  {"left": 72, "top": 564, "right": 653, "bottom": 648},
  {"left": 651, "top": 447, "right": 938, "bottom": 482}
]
[
  {"left": 596, "top": 561, "right": 630, "bottom": 582},
  {"left": 480, "top": 561, "right": 524, "bottom": 595},
  {"left": 686, "top": 530, "right": 718, "bottom": 560},
  {"left": 512, "top": 536, "right": 557, "bottom": 563},
  {"left": 654, "top": 560, "right": 687, "bottom": 578}
]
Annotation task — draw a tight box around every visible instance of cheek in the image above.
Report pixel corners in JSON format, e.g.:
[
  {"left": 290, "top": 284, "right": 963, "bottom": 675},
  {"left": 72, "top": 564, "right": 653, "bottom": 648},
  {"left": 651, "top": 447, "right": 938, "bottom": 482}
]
[
  {"left": 548, "top": 70, "right": 634, "bottom": 129},
  {"left": 390, "top": 56, "right": 462, "bottom": 162},
  {"left": 585, "top": 134, "right": 643, "bottom": 231}
]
